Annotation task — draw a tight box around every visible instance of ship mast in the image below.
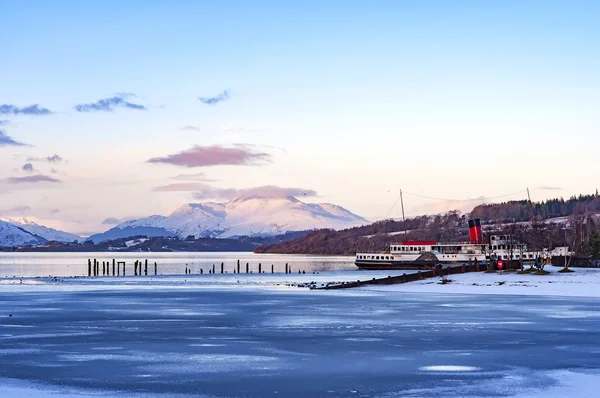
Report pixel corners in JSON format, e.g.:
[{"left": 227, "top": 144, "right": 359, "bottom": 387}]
[{"left": 400, "top": 189, "right": 407, "bottom": 235}]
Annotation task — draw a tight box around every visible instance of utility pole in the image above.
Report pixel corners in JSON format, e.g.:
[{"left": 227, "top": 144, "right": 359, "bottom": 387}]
[
  {"left": 527, "top": 187, "right": 535, "bottom": 220},
  {"left": 400, "top": 189, "right": 407, "bottom": 235}
]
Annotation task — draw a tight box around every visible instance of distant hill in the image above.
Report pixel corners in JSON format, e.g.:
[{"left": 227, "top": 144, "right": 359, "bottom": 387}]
[
  {"left": 471, "top": 193, "right": 600, "bottom": 223},
  {"left": 8, "top": 231, "right": 310, "bottom": 252},
  {"left": 256, "top": 193, "right": 600, "bottom": 255}
]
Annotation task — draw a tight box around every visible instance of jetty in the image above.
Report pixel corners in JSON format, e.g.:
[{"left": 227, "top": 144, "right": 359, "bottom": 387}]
[{"left": 311, "top": 261, "right": 524, "bottom": 290}]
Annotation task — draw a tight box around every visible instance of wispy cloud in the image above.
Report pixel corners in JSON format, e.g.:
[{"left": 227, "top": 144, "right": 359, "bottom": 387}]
[
  {"left": 0, "top": 120, "right": 10, "bottom": 126},
  {"left": 0, "top": 104, "right": 53, "bottom": 116},
  {"left": 0, "top": 129, "right": 28, "bottom": 147},
  {"left": 539, "top": 186, "right": 562, "bottom": 191},
  {"left": 102, "top": 217, "right": 123, "bottom": 225},
  {"left": 27, "top": 154, "right": 63, "bottom": 163},
  {"left": 190, "top": 184, "right": 318, "bottom": 200},
  {"left": 180, "top": 125, "right": 201, "bottom": 131},
  {"left": 0, "top": 205, "right": 32, "bottom": 216},
  {"left": 22, "top": 163, "right": 35, "bottom": 172},
  {"left": 170, "top": 172, "right": 215, "bottom": 182},
  {"left": 154, "top": 182, "right": 214, "bottom": 192},
  {"left": 74, "top": 94, "right": 147, "bottom": 112},
  {"left": 198, "top": 90, "right": 231, "bottom": 105},
  {"left": 147, "top": 144, "right": 271, "bottom": 168},
  {"left": 5, "top": 175, "right": 62, "bottom": 184}
]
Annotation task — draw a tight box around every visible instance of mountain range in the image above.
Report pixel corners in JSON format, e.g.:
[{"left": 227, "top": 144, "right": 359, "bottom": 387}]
[
  {"left": 89, "top": 196, "right": 369, "bottom": 243},
  {"left": 0, "top": 218, "right": 82, "bottom": 247},
  {"left": 0, "top": 196, "right": 369, "bottom": 247}
]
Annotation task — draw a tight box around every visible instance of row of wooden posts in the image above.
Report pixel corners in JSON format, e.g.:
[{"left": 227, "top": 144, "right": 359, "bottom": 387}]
[
  {"left": 88, "top": 258, "right": 302, "bottom": 277},
  {"left": 88, "top": 258, "right": 157, "bottom": 277},
  {"left": 185, "top": 259, "right": 303, "bottom": 274}
]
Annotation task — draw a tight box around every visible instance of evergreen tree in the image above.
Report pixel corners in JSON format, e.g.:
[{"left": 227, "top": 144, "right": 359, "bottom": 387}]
[{"left": 589, "top": 230, "right": 600, "bottom": 259}]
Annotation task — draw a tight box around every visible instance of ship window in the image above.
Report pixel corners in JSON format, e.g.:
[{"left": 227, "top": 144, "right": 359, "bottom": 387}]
[
  {"left": 391, "top": 256, "right": 394, "bottom": 260},
  {"left": 376, "top": 256, "right": 379, "bottom": 260}
]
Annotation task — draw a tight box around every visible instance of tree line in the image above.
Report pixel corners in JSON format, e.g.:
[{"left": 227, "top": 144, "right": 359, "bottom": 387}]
[{"left": 256, "top": 192, "right": 600, "bottom": 257}]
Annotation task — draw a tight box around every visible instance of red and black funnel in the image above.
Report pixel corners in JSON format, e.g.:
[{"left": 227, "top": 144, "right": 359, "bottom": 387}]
[{"left": 468, "top": 219, "right": 483, "bottom": 243}]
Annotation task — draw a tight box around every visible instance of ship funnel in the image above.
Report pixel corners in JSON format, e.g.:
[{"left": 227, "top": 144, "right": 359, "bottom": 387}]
[{"left": 468, "top": 219, "right": 483, "bottom": 243}]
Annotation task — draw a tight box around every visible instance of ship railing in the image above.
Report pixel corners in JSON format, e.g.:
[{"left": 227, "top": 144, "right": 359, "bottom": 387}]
[{"left": 389, "top": 242, "right": 488, "bottom": 246}]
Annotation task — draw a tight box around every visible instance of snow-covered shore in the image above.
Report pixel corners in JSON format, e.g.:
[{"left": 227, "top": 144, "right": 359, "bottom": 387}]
[{"left": 365, "top": 267, "right": 600, "bottom": 298}]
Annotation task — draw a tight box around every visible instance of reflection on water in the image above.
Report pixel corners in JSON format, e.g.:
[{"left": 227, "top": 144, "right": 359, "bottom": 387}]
[{"left": 0, "top": 252, "right": 357, "bottom": 277}]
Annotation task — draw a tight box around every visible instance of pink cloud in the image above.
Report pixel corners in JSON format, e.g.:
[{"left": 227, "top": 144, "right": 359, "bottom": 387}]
[
  {"left": 153, "top": 182, "right": 318, "bottom": 200},
  {"left": 5, "top": 175, "right": 62, "bottom": 184},
  {"left": 192, "top": 184, "right": 317, "bottom": 200},
  {"left": 147, "top": 144, "right": 271, "bottom": 168},
  {"left": 154, "top": 182, "right": 216, "bottom": 192},
  {"left": 170, "top": 172, "right": 215, "bottom": 182}
]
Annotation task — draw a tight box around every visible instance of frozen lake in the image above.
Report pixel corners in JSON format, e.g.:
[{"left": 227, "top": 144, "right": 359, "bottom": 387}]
[{"left": 2, "top": 274, "right": 600, "bottom": 397}]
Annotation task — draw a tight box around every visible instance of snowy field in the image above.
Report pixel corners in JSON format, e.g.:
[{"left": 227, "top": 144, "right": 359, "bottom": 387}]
[
  {"left": 365, "top": 266, "right": 600, "bottom": 298},
  {"left": 2, "top": 268, "right": 600, "bottom": 397}
]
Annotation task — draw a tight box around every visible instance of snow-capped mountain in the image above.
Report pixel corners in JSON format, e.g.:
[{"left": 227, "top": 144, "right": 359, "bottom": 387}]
[
  {"left": 0, "top": 218, "right": 81, "bottom": 243},
  {"left": 90, "top": 196, "right": 368, "bottom": 243},
  {"left": 0, "top": 220, "right": 43, "bottom": 247}
]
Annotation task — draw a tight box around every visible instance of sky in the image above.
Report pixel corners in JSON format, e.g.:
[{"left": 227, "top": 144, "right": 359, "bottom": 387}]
[{"left": 1, "top": 0, "right": 599, "bottom": 235}]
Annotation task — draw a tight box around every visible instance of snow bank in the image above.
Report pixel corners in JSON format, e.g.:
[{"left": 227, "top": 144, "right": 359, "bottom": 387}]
[{"left": 365, "top": 267, "right": 600, "bottom": 298}]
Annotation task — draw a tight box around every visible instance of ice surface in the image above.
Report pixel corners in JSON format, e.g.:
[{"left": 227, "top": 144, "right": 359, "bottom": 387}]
[{"left": 2, "top": 267, "right": 600, "bottom": 396}]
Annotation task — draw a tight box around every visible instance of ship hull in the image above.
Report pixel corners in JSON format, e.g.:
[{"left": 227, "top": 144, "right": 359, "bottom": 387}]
[{"left": 354, "top": 259, "right": 472, "bottom": 270}]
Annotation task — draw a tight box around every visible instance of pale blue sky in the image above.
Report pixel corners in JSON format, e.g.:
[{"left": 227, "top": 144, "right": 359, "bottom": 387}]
[{"left": 1, "top": 0, "right": 599, "bottom": 234}]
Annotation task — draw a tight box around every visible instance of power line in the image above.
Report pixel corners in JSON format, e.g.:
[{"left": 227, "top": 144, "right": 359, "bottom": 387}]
[
  {"left": 383, "top": 192, "right": 402, "bottom": 220},
  {"left": 401, "top": 189, "right": 528, "bottom": 203}
]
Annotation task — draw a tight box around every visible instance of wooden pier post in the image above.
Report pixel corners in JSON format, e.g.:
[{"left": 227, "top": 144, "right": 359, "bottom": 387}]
[
  {"left": 221, "top": 262, "right": 224, "bottom": 274},
  {"left": 212, "top": 264, "right": 215, "bottom": 274},
  {"left": 246, "top": 263, "right": 249, "bottom": 273},
  {"left": 112, "top": 259, "right": 116, "bottom": 276},
  {"left": 88, "top": 259, "right": 91, "bottom": 277},
  {"left": 200, "top": 268, "right": 203, "bottom": 274},
  {"left": 285, "top": 263, "right": 288, "bottom": 274},
  {"left": 103, "top": 261, "right": 106, "bottom": 276},
  {"left": 144, "top": 260, "right": 148, "bottom": 275},
  {"left": 135, "top": 261, "right": 138, "bottom": 276},
  {"left": 259, "top": 263, "right": 262, "bottom": 273},
  {"left": 237, "top": 260, "right": 240, "bottom": 274},
  {"left": 117, "top": 261, "right": 120, "bottom": 276},
  {"left": 93, "top": 259, "right": 96, "bottom": 276},
  {"left": 271, "top": 264, "right": 274, "bottom": 273},
  {"left": 154, "top": 262, "right": 157, "bottom": 275}
]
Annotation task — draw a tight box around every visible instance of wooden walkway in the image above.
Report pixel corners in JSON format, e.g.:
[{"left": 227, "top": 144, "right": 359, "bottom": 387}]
[{"left": 312, "top": 262, "right": 522, "bottom": 290}]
